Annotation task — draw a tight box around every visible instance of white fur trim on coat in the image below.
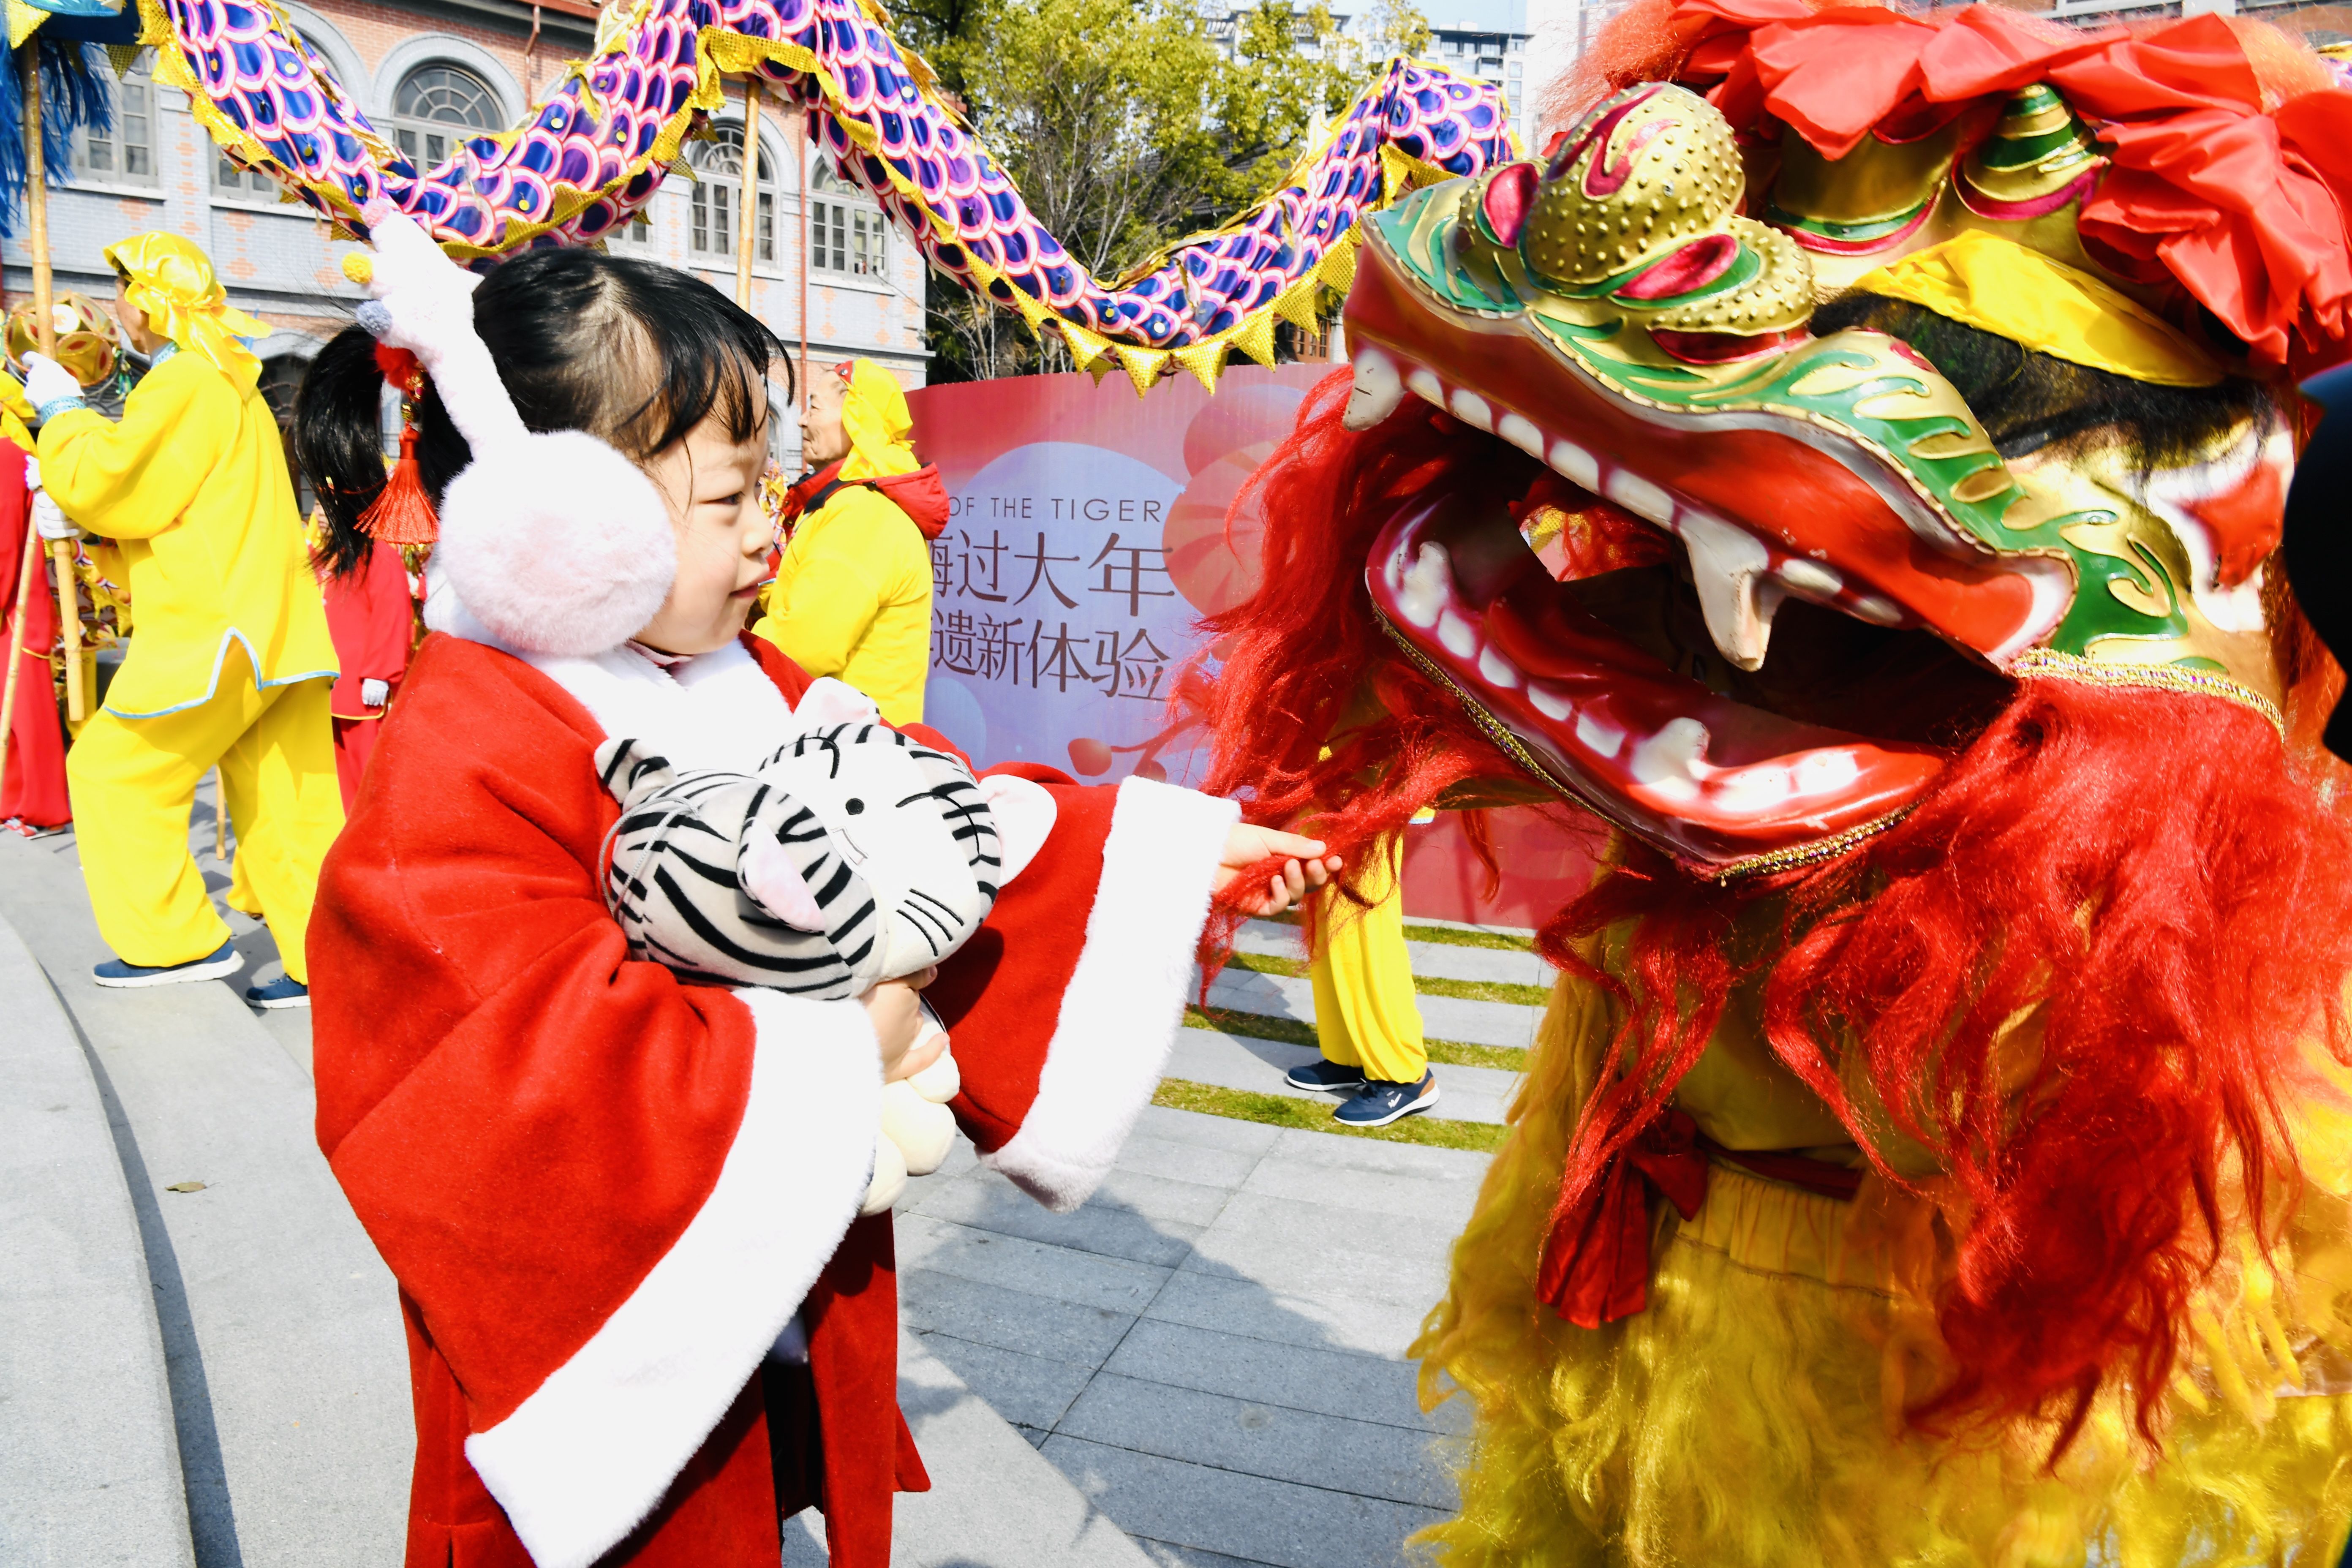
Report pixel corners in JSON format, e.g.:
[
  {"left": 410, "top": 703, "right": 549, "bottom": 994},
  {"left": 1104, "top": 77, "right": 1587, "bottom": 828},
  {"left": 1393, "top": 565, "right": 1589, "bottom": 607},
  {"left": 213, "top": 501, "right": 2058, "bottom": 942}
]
[
  {"left": 983, "top": 776, "right": 1238, "bottom": 1212},
  {"left": 463, "top": 989, "right": 880, "bottom": 1568}
]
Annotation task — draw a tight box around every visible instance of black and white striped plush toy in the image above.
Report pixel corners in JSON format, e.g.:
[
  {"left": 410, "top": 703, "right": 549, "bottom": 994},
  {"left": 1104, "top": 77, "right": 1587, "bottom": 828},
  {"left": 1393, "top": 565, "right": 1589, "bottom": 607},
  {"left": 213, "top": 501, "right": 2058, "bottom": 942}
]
[
  {"left": 592, "top": 678, "right": 1056, "bottom": 1213},
  {"left": 596, "top": 719, "right": 1000, "bottom": 997}
]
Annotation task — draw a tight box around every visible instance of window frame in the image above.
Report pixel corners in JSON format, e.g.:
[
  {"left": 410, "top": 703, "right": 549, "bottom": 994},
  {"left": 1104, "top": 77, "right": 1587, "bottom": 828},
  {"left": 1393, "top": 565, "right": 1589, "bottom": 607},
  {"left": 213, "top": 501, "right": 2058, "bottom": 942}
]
[
  {"left": 808, "top": 161, "right": 889, "bottom": 282},
  {"left": 74, "top": 55, "right": 157, "bottom": 189},
  {"left": 687, "top": 121, "right": 780, "bottom": 266},
  {"left": 389, "top": 62, "right": 501, "bottom": 173}
]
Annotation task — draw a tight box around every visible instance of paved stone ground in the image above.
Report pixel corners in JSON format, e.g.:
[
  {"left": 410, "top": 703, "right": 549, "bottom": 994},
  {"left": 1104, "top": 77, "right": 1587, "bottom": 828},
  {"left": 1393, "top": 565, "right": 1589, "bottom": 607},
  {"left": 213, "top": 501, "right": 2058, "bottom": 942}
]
[
  {"left": 896, "top": 1115, "right": 1486, "bottom": 1568},
  {"left": 4, "top": 788, "right": 1546, "bottom": 1567}
]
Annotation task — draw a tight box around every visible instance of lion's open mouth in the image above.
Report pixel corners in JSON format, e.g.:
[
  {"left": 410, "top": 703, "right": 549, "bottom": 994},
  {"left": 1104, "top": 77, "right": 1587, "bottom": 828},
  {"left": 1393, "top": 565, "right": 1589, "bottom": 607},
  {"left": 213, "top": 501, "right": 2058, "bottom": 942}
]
[{"left": 1354, "top": 345, "right": 2014, "bottom": 871}]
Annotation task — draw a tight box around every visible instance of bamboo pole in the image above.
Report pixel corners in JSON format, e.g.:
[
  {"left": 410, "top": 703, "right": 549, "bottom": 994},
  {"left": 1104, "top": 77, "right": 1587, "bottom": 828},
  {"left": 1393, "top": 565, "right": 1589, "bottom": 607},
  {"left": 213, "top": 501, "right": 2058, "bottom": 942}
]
[
  {"left": 734, "top": 75, "right": 761, "bottom": 308},
  {"left": 0, "top": 518, "right": 38, "bottom": 798},
  {"left": 21, "top": 46, "right": 82, "bottom": 722}
]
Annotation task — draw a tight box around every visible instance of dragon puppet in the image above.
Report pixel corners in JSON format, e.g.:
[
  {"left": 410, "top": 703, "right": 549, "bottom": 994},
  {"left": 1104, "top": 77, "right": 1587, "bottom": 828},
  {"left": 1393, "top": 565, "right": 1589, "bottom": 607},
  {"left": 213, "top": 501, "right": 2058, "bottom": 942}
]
[{"left": 1180, "top": 0, "right": 2352, "bottom": 1563}]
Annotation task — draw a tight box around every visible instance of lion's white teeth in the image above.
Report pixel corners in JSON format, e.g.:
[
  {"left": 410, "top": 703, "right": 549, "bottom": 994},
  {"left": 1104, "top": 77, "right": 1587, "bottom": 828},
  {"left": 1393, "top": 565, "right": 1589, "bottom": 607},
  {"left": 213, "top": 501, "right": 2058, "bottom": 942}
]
[
  {"left": 1477, "top": 644, "right": 1520, "bottom": 689},
  {"left": 1396, "top": 541, "right": 1451, "bottom": 629},
  {"left": 1777, "top": 558, "right": 1842, "bottom": 600},
  {"left": 1497, "top": 412, "right": 1546, "bottom": 460},
  {"left": 1628, "top": 717, "right": 1711, "bottom": 797},
  {"left": 1406, "top": 367, "right": 1446, "bottom": 407},
  {"left": 1676, "top": 509, "right": 1780, "bottom": 672},
  {"left": 1342, "top": 346, "right": 1405, "bottom": 431},
  {"left": 1603, "top": 468, "right": 1674, "bottom": 529},
  {"left": 1548, "top": 436, "right": 1599, "bottom": 491},
  {"left": 1449, "top": 389, "right": 1494, "bottom": 432}
]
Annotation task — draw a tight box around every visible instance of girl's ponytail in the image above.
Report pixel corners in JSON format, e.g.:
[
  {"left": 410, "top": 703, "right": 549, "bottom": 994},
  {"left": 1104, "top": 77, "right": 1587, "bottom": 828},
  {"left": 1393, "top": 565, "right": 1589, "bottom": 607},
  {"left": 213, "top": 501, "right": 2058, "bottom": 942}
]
[{"left": 294, "top": 325, "right": 401, "bottom": 582}]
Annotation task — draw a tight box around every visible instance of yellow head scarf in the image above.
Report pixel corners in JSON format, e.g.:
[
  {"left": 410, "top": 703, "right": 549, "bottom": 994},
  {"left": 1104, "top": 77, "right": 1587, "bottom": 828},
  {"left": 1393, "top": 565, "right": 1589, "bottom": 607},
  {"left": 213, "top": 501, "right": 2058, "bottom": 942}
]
[
  {"left": 835, "top": 359, "right": 920, "bottom": 482},
  {"left": 1853, "top": 231, "right": 2222, "bottom": 389},
  {"left": 103, "top": 232, "right": 266, "bottom": 390}
]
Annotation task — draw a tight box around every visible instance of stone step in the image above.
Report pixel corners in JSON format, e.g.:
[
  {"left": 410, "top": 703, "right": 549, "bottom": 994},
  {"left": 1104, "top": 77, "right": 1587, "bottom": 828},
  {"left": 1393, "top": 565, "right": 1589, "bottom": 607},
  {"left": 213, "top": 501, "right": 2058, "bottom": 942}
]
[
  {"left": 1235, "top": 919, "right": 1554, "bottom": 990},
  {"left": 0, "top": 910, "right": 195, "bottom": 1568},
  {"left": 0, "top": 829, "right": 414, "bottom": 1568},
  {"left": 1168, "top": 1026, "right": 1516, "bottom": 1124},
  {"left": 1203, "top": 966, "right": 1538, "bottom": 1052}
]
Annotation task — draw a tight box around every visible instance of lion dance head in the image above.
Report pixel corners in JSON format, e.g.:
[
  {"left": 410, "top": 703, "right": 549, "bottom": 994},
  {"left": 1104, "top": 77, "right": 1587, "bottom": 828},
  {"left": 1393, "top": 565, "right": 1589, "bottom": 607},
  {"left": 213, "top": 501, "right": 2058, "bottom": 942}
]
[{"left": 1190, "top": 2, "right": 2352, "bottom": 1560}]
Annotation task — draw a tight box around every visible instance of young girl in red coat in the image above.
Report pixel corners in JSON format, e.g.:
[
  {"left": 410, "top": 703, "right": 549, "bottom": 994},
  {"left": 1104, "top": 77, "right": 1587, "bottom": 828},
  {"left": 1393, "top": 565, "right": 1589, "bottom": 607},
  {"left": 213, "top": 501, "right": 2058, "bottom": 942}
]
[{"left": 294, "top": 207, "right": 1332, "bottom": 1568}]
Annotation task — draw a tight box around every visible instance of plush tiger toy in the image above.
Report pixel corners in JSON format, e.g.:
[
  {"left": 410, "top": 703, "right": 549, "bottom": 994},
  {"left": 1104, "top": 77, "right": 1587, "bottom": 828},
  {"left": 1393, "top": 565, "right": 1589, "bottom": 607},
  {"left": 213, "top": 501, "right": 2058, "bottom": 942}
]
[{"left": 593, "top": 677, "right": 1055, "bottom": 1211}]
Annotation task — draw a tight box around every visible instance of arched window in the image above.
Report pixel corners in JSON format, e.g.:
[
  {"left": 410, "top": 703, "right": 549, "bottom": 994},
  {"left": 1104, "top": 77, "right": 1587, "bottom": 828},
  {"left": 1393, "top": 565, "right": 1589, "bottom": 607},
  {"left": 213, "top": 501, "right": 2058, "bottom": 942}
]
[
  {"left": 392, "top": 63, "right": 499, "bottom": 168},
  {"left": 688, "top": 124, "right": 777, "bottom": 264},
  {"left": 810, "top": 163, "right": 887, "bottom": 279}
]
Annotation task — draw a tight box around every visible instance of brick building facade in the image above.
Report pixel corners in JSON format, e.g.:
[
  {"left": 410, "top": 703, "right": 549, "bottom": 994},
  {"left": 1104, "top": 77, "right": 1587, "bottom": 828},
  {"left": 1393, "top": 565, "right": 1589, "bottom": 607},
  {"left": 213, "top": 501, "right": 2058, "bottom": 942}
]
[{"left": 5, "top": 0, "right": 931, "bottom": 463}]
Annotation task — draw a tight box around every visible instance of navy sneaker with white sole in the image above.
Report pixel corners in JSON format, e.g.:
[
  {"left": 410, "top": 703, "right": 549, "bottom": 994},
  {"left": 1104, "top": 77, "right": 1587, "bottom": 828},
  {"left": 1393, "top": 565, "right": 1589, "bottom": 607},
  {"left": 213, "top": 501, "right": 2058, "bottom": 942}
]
[
  {"left": 245, "top": 974, "right": 310, "bottom": 1010},
  {"left": 1284, "top": 1059, "right": 1367, "bottom": 1094},
  {"left": 92, "top": 938, "right": 242, "bottom": 990},
  {"left": 1333, "top": 1071, "right": 1440, "bottom": 1127}
]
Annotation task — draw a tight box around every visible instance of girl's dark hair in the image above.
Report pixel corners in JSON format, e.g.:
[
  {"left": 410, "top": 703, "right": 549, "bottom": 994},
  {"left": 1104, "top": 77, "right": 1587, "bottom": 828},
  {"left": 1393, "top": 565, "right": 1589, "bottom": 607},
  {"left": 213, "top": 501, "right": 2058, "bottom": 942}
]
[{"left": 297, "top": 247, "right": 789, "bottom": 580}]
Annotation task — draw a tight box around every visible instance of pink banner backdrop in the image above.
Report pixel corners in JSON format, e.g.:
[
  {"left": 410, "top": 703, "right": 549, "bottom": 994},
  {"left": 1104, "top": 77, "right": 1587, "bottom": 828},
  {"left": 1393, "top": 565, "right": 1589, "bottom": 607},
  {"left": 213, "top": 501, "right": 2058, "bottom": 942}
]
[{"left": 908, "top": 368, "right": 1592, "bottom": 928}]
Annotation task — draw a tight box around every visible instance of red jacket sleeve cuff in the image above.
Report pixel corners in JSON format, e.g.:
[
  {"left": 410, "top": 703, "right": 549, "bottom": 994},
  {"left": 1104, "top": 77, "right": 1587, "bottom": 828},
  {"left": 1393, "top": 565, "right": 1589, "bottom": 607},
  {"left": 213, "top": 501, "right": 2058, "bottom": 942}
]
[{"left": 935, "top": 776, "right": 1238, "bottom": 1213}]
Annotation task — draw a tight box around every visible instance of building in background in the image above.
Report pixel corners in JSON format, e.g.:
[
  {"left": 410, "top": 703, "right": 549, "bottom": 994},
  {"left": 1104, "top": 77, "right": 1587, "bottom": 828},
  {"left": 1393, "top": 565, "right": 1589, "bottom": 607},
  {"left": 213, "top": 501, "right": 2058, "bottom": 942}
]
[
  {"left": 1417, "top": 0, "right": 1533, "bottom": 151},
  {"left": 3, "top": 0, "right": 930, "bottom": 469}
]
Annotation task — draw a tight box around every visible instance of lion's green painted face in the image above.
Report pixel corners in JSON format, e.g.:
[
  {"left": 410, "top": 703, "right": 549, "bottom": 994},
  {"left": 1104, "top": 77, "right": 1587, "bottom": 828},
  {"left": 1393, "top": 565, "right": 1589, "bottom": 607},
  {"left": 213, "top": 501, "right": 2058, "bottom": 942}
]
[{"left": 1340, "top": 82, "right": 2285, "bottom": 875}]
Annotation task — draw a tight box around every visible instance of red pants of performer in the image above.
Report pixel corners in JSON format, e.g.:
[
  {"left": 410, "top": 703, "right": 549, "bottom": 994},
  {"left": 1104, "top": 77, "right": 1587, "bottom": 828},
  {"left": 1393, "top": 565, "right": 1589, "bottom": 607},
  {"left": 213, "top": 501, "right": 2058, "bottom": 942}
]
[
  {"left": 331, "top": 714, "right": 381, "bottom": 814},
  {"left": 0, "top": 450, "right": 67, "bottom": 828}
]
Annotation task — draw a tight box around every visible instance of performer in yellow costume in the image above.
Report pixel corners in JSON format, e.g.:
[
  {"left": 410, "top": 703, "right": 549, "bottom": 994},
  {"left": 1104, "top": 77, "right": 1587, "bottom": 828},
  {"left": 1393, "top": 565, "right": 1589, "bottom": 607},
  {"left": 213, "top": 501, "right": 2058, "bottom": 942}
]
[
  {"left": 1288, "top": 832, "right": 1437, "bottom": 1126},
  {"left": 28, "top": 234, "right": 340, "bottom": 1005},
  {"left": 753, "top": 359, "right": 946, "bottom": 724}
]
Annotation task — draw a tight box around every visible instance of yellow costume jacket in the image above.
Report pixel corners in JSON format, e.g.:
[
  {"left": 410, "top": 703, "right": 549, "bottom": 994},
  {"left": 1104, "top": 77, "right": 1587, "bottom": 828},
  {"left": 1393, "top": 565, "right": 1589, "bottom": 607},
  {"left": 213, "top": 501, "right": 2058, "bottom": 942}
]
[
  {"left": 754, "top": 362, "right": 936, "bottom": 724},
  {"left": 40, "top": 347, "right": 336, "bottom": 718}
]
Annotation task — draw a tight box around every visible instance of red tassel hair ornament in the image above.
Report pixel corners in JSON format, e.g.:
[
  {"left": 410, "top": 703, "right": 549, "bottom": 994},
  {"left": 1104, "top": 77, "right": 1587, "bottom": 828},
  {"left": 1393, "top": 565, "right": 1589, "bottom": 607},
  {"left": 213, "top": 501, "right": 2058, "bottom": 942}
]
[{"left": 359, "top": 344, "right": 438, "bottom": 546}]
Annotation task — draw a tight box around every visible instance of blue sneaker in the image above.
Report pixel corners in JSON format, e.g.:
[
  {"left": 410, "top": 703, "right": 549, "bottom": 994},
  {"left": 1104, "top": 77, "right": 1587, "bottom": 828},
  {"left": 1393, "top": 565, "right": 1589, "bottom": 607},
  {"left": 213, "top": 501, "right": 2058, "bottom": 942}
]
[
  {"left": 244, "top": 974, "right": 310, "bottom": 1010},
  {"left": 1285, "top": 1058, "right": 1367, "bottom": 1093},
  {"left": 1333, "top": 1072, "right": 1440, "bottom": 1127},
  {"left": 92, "top": 939, "right": 242, "bottom": 990}
]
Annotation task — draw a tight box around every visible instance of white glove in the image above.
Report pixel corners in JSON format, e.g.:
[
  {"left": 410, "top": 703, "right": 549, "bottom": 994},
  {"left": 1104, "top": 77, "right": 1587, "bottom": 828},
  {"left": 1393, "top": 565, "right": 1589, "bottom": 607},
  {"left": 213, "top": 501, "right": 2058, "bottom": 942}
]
[
  {"left": 30, "top": 490, "right": 78, "bottom": 541},
  {"left": 346, "top": 200, "right": 520, "bottom": 449},
  {"left": 360, "top": 678, "right": 389, "bottom": 707},
  {"left": 22, "top": 455, "right": 37, "bottom": 490},
  {"left": 21, "top": 352, "right": 83, "bottom": 415}
]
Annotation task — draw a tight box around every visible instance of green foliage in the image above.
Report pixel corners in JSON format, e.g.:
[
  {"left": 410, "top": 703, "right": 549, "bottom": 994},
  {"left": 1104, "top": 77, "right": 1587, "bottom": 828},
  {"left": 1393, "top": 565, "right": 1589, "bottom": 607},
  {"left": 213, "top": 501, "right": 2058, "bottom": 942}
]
[{"left": 893, "top": 0, "right": 1358, "bottom": 380}]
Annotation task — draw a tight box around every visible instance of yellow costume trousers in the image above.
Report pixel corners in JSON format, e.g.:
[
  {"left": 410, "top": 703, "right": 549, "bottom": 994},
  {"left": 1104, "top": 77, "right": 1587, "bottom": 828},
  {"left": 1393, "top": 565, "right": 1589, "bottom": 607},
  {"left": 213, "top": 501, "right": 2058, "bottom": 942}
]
[
  {"left": 67, "top": 641, "right": 341, "bottom": 983},
  {"left": 1308, "top": 836, "right": 1427, "bottom": 1083}
]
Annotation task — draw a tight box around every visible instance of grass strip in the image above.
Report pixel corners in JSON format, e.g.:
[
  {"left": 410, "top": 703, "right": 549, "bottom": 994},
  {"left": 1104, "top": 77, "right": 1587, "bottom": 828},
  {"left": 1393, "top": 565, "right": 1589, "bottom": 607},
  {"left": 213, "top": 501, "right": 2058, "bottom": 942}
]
[
  {"left": 1412, "top": 973, "right": 1553, "bottom": 1009},
  {"left": 1183, "top": 1005, "right": 1526, "bottom": 1072},
  {"left": 1250, "top": 908, "right": 1535, "bottom": 955},
  {"left": 1220, "top": 949, "right": 1551, "bottom": 1010},
  {"left": 1402, "top": 921, "right": 1536, "bottom": 953},
  {"left": 1222, "top": 949, "right": 1308, "bottom": 979},
  {"left": 1152, "top": 1078, "right": 1508, "bottom": 1152}
]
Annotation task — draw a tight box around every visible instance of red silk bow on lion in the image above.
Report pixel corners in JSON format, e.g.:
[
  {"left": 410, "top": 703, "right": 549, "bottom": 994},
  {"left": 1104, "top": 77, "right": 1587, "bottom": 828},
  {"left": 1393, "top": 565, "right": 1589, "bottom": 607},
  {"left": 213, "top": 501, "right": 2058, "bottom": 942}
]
[{"left": 1187, "top": 3, "right": 2352, "bottom": 1562}]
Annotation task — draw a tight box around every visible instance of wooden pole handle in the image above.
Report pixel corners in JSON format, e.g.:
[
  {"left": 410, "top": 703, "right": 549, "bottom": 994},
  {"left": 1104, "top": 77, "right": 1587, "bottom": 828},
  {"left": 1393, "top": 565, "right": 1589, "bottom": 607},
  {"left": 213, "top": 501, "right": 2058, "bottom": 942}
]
[
  {"left": 50, "top": 539, "right": 80, "bottom": 720},
  {"left": 735, "top": 75, "right": 762, "bottom": 308}
]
